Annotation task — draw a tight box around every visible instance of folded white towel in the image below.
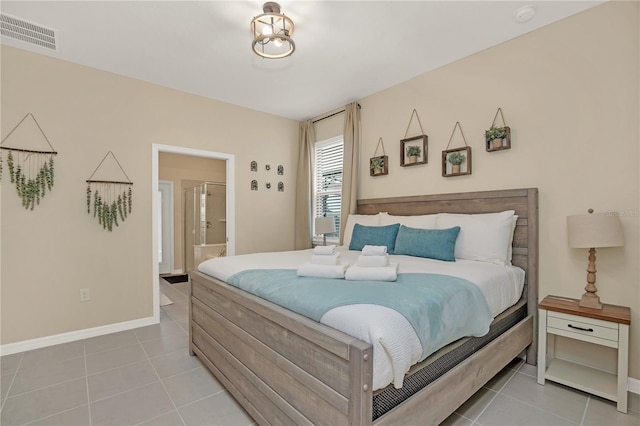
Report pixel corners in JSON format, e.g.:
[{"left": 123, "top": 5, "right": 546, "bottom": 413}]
[
  {"left": 313, "top": 245, "right": 336, "bottom": 255},
  {"left": 311, "top": 253, "right": 341, "bottom": 265},
  {"left": 345, "top": 263, "right": 398, "bottom": 281},
  {"left": 361, "top": 245, "right": 388, "bottom": 256},
  {"left": 356, "top": 254, "right": 389, "bottom": 267},
  {"left": 297, "top": 262, "right": 348, "bottom": 279}
]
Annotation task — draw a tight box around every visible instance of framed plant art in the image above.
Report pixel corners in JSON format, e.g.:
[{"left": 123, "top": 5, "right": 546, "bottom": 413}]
[
  {"left": 442, "top": 121, "right": 472, "bottom": 177},
  {"left": 370, "top": 137, "right": 388, "bottom": 176},
  {"left": 486, "top": 108, "right": 511, "bottom": 152},
  {"left": 400, "top": 135, "right": 427, "bottom": 167},
  {"left": 442, "top": 146, "right": 472, "bottom": 177},
  {"left": 400, "top": 109, "right": 428, "bottom": 167}
]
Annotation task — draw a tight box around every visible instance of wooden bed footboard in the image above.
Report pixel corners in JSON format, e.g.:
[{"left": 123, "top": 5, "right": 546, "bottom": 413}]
[{"left": 190, "top": 271, "right": 374, "bottom": 425}]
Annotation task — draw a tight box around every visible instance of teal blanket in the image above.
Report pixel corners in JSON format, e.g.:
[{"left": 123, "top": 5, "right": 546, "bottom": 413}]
[{"left": 227, "top": 270, "right": 492, "bottom": 361}]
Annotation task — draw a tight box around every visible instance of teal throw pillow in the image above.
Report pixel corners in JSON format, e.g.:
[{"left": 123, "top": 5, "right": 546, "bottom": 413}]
[
  {"left": 349, "top": 223, "right": 400, "bottom": 254},
  {"left": 394, "top": 225, "right": 460, "bottom": 262}
]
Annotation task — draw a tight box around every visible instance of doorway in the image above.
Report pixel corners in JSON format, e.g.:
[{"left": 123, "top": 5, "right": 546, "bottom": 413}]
[{"left": 152, "top": 144, "right": 235, "bottom": 322}]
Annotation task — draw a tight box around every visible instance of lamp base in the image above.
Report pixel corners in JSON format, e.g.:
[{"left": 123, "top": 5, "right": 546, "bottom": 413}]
[{"left": 578, "top": 292, "right": 602, "bottom": 309}]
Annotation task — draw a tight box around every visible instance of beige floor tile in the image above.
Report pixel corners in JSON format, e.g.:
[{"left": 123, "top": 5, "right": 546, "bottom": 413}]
[
  {"left": 139, "top": 410, "right": 186, "bottom": 426},
  {"left": 86, "top": 343, "right": 147, "bottom": 375},
  {"left": 162, "top": 367, "right": 224, "bottom": 408},
  {"left": 9, "top": 356, "right": 86, "bottom": 396},
  {"left": 149, "top": 349, "right": 203, "bottom": 379},
  {"left": 26, "top": 405, "right": 90, "bottom": 426},
  {"left": 179, "top": 391, "right": 254, "bottom": 426},
  {"left": 134, "top": 318, "right": 186, "bottom": 342},
  {"left": 583, "top": 396, "right": 640, "bottom": 426},
  {"left": 0, "top": 378, "right": 87, "bottom": 426},
  {"left": 440, "top": 412, "right": 474, "bottom": 426},
  {"left": 141, "top": 333, "right": 189, "bottom": 358},
  {"left": 518, "top": 361, "right": 538, "bottom": 378},
  {"left": 455, "top": 386, "right": 498, "bottom": 420},
  {"left": 88, "top": 359, "right": 158, "bottom": 402},
  {"left": 1, "top": 373, "right": 15, "bottom": 403},
  {"left": 1, "top": 353, "right": 23, "bottom": 376},
  {"left": 484, "top": 362, "right": 518, "bottom": 391},
  {"left": 89, "top": 382, "right": 174, "bottom": 425},
  {"left": 19, "top": 342, "right": 84, "bottom": 371},
  {"left": 477, "top": 394, "right": 574, "bottom": 425},
  {"left": 501, "top": 372, "right": 588, "bottom": 424},
  {"left": 84, "top": 330, "right": 139, "bottom": 355}
]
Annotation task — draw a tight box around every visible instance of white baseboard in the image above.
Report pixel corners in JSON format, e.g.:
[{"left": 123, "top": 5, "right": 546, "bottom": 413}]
[
  {"left": 629, "top": 377, "right": 640, "bottom": 395},
  {"left": 0, "top": 316, "right": 158, "bottom": 356},
  {"left": 171, "top": 269, "right": 184, "bottom": 275}
]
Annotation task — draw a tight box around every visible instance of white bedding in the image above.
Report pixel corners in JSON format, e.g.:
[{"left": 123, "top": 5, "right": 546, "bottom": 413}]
[{"left": 197, "top": 247, "right": 524, "bottom": 390}]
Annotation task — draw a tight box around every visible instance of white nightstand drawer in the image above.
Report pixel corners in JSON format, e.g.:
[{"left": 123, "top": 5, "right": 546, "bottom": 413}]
[{"left": 547, "top": 314, "right": 618, "bottom": 344}]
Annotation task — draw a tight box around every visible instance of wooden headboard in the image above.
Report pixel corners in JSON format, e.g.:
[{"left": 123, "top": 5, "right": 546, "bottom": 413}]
[{"left": 356, "top": 188, "right": 539, "bottom": 363}]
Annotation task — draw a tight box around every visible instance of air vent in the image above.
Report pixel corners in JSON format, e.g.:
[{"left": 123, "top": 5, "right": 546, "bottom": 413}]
[{"left": 0, "top": 13, "right": 57, "bottom": 50}]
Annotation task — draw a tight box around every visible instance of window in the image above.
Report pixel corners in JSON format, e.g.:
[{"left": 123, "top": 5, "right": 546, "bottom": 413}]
[{"left": 313, "top": 136, "right": 343, "bottom": 243}]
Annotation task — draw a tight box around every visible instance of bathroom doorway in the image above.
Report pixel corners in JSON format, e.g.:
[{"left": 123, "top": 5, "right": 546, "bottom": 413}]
[
  {"left": 152, "top": 143, "right": 235, "bottom": 322},
  {"left": 183, "top": 182, "right": 227, "bottom": 272}
]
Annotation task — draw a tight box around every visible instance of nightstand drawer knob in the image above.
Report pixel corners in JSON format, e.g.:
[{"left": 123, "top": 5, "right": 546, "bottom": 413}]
[{"left": 568, "top": 324, "right": 594, "bottom": 332}]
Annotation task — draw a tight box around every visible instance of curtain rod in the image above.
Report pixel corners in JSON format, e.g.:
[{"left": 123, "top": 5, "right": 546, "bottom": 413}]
[{"left": 311, "top": 103, "right": 361, "bottom": 124}]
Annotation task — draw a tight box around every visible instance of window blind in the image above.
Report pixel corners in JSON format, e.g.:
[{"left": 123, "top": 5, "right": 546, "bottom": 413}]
[{"left": 313, "top": 137, "right": 343, "bottom": 240}]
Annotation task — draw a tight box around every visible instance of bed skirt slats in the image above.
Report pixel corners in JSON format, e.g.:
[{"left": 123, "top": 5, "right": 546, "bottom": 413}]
[{"left": 191, "top": 273, "right": 373, "bottom": 425}]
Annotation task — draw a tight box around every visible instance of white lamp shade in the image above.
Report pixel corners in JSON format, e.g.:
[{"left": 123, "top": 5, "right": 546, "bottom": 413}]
[
  {"left": 567, "top": 213, "right": 624, "bottom": 248},
  {"left": 315, "top": 216, "right": 336, "bottom": 235}
]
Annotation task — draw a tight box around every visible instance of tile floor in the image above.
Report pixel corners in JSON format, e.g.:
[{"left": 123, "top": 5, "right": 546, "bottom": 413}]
[{"left": 0, "top": 279, "right": 638, "bottom": 425}]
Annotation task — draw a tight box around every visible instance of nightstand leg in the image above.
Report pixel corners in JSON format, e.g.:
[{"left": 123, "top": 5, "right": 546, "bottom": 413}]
[
  {"left": 537, "top": 309, "right": 547, "bottom": 385},
  {"left": 617, "top": 324, "right": 629, "bottom": 413}
]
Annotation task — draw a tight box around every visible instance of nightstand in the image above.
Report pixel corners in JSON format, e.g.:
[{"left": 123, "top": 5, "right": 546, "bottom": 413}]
[{"left": 537, "top": 295, "right": 630, "bottom": 413}]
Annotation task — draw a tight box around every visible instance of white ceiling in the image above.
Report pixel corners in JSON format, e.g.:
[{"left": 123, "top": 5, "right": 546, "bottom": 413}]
[{"left": 1, "top": 1, "right": 602, "bottom": 121}]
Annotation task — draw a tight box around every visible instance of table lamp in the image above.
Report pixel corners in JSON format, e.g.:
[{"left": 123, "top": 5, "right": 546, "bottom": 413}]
[
  {"left": 567, "top": 209, "right": 624, "bottom": 309},
  {"left": 315, "top": 216, "right": 336, "bottom": 246}
]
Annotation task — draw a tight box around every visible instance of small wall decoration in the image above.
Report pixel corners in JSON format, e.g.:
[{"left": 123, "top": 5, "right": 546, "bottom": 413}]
[
  {"left": 250, "top": 161, "right": 257, "bottom": 171},
  {"left": 442, "top": 121, "right": 472, "bottom": 177},
  {"left": 251, "top": 180, "right": 258, "bottom": 191},
  {"left": 278, "top": 182, "right": 284, "bottom": 192},
  {"left": 266, "top": 182, "right": 271, "bottom": 189},
  {"left": 0, "top": 113, "right": 58, "bottom": 210},
  {"left": 369, "top": 137, "right": 388, "bottom": 176},
  {"left": 86, "top": 151, "right": 134, "bottom": 231},
  {"left": 400, "top": 109, "right": 428, "bottom": 167},
  {"left": 485, "top": 108, "right": 511, "bottom": 152},
  {"left": 265, "top": 164, "right": 271, "bottom": 171},
  {"left": 277, "top": 165, "right": 284, "bottom": 175}
]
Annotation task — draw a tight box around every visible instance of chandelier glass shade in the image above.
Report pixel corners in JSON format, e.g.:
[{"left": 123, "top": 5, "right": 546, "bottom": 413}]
[{"left": 251, "top": 2, "right": 295, "bottom": 59}]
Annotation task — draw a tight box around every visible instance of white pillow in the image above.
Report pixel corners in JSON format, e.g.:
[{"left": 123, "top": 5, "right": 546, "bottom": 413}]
[
  {"left": 437, "top": 210, "right": 515, "bottom": 265},
  {"left": 342, "top": 214, "right": 381, "bottom": 248},
  {"left": 379, "top": 212, "right": 439, "bottom": 229},
  {"left": 506, "top": 215, "right": 518, "bottom": 265}
]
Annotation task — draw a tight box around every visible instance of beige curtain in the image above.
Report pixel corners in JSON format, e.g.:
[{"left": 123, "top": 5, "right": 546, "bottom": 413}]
[
  {"left": 294, "top": 120, "right": 315, "bottom": 249},
  {"left": 340, "top": 102, "right": 360, "bottom": 244}
]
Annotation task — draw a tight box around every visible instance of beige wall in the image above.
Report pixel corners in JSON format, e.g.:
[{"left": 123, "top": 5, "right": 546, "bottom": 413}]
[
  {"left": 358, "top": 2, "right": 639, "bottom": 378},
  {"left": 0, "top": 46, "right": 298, "bottom": 344},
  {"left": 158, "top": 153, "right": 226, "bottom": 272}
]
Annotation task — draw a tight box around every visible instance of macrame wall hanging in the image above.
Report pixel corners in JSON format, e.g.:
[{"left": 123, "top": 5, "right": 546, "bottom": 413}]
[
  {"left": 86, "top": 151, "right": 133, "bottom": 231},
  {"left": 0, "top": 113, "right": 58, "bottom": 210}
]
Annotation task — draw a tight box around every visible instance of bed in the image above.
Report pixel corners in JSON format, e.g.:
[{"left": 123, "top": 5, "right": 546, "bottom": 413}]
[{"left": 189, "top": 188, "right": 538, "bottom": 425}]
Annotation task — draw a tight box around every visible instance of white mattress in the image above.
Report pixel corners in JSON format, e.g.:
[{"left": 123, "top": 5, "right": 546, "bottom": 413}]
[{"left": 197, "top": 247, "right": 524, "bottom": 390}]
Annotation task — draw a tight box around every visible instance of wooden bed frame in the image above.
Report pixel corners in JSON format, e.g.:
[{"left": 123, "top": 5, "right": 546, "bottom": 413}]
[{"left": 189, "top": 188, "right": 538, "bottom": 425}]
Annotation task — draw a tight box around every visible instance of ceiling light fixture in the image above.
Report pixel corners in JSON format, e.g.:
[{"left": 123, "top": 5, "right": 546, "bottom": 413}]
[{"left": 251, "top": 2, "right": 295, "bottom": 59}]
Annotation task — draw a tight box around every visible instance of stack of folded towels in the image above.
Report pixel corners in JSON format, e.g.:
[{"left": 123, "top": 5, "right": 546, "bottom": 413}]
[
  {"left": 297, "top": 245, "right": 349, "bottom": 278},
  {"left": 345, "top": 245, "right": 398, "bottom": 281}
]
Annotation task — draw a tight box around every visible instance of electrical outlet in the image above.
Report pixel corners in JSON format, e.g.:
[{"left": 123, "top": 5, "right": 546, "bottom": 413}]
[{"left": 80, "top": 288, "right": 90, "bottom": 302}]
